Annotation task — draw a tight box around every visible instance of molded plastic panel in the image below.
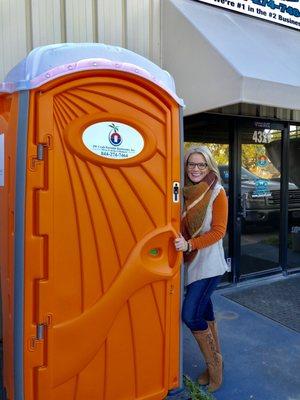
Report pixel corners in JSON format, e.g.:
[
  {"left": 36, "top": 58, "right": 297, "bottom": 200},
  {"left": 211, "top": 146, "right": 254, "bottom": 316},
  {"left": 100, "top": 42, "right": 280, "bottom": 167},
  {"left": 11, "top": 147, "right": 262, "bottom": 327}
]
[
  {"left": 22, "top": 71, "right": 181, "bottom": 400},
  {"left": 0, "top": 93, "right": 20, "bottom": 400}
]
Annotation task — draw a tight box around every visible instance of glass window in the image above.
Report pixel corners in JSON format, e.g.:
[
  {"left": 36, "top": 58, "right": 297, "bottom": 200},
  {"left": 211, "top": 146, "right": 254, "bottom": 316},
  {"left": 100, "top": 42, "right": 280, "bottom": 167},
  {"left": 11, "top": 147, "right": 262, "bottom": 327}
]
[
  {"left": 240, "top": 128, "right": 282, "bottom": 277},
  {"left": 184, "top": 140, "right": 230, "bottom": 282},
  {"left": 287, "top": 125, "right": 300, "bottom": 272}
]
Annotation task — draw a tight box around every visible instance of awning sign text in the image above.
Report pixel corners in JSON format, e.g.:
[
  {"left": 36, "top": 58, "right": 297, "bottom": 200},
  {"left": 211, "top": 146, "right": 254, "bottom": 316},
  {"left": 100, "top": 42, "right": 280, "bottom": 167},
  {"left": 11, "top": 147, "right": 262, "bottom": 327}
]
[{"left": 196, "top": 0, "right": 300, "bottom": 30}]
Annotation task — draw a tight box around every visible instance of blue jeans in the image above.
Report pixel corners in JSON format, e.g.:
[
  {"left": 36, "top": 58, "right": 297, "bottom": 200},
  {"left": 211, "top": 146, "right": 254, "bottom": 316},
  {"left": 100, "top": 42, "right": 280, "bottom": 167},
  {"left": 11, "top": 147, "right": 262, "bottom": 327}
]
[{"left": 182, "top": 276, "right": 221, "bottom": 331}]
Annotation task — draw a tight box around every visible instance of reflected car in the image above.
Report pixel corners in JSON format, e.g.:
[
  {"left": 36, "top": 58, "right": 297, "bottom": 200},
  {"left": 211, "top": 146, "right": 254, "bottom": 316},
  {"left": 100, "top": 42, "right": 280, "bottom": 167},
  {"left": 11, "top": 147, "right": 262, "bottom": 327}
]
[{"left": 218, "top": 165, "right": 300, "bottom": 225}]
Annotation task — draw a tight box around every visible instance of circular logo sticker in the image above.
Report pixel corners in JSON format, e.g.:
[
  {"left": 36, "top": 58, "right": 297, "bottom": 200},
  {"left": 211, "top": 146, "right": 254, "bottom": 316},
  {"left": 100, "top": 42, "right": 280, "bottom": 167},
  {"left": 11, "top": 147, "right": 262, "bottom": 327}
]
[
  {"left": 252, "top": 179, "right": 271, "bottom": 197},
  {"left": 256, "top": 155, "right": 268, "bottom": 167},
  {"left": 82, "top": 121, "right": 144, "bottom": 160},
  {"left": 109, "top": 131, "right": 122, "bottom": 146}
]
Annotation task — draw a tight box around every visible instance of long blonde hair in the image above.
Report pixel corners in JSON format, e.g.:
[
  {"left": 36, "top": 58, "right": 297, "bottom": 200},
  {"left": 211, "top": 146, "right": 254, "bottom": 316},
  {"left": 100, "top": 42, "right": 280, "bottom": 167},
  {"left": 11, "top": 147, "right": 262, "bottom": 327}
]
[{"left": 184, "top": 146, "right": 221, "bottom": 183}]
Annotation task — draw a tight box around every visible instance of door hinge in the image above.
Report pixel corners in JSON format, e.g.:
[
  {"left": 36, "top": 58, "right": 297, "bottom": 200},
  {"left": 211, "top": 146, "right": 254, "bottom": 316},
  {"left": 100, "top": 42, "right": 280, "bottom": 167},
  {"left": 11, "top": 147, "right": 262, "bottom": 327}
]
[
  {"left": 30, "top": 136, "right": 52, "bottom": 171},
  {"left": 37, "top": 143, "right": 45, "bottom": 160},
  {"left": 29, "top": 313, "right": 53, "bottom": 350},
  {"left": 37, "top": 134, "right": 53, "bottom": 160},
  {"left": 28, "top": 324, "right": 45, "bottom": 351},
  {"left": 36, "top": 323, "right": 45, "bottom": 340}
]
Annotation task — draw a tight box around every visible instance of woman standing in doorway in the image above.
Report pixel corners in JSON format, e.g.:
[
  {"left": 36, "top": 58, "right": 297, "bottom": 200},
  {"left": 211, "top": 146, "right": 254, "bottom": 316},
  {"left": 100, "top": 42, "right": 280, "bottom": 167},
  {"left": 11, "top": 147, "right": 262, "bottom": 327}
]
[{"left": 174, "top": 146, "right": 229, "bottom": 393}]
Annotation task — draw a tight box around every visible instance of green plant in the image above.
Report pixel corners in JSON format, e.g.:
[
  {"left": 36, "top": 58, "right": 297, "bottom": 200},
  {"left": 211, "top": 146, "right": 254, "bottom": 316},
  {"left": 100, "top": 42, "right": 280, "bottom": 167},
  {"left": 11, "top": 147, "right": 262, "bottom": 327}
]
[
  {"left": 183, "top": 375, "right": 216, "bottom": 400},
  {"left": 262, "top": 233, "right": 292, "bottom": 249}
]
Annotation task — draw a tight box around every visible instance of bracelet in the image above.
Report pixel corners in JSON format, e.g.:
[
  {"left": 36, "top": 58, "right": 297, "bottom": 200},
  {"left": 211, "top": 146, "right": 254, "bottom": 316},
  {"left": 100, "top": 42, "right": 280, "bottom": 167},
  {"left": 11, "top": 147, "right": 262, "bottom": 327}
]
[
  {"left": 184, "top": 241, "right": 189, "bottom": 252},
  {"left": 183, "top": 240, "right": 193, "bottom": 253}
]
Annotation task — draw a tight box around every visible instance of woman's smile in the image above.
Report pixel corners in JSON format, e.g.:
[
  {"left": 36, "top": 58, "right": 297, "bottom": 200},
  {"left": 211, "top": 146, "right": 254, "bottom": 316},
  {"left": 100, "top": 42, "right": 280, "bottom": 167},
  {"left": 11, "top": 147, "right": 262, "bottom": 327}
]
[{"left": 187, "top": 153, "right": 209, "bottom": 183}]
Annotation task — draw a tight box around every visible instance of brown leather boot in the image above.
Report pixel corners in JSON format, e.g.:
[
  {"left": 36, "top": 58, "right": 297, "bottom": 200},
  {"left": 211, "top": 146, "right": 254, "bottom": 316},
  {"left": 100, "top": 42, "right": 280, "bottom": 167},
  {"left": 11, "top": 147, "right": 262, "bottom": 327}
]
[
  {"left": 209, "top": 320, "right": 222, "bottom": 354},
  {"left": 197, "top": 367, "right": 209, "bottom": 386},
  {"left": 196, "top": 320, "right": 222, "bottom": 386},
  {"left": 193, "top": 326, "right": 223, "bottom": 392}
]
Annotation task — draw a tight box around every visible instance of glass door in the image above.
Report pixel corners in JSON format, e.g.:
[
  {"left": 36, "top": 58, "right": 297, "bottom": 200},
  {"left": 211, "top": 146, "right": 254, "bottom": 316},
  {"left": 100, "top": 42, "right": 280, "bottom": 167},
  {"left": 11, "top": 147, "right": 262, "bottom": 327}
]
[
  {"left": 184, "top": 116, "right": 231, "bottom": 283},
  {"left": 238, "top": 121, "right": 284, "bottom": 278},
  {"left": 287, "top": 125, "right": 300, "bottom": 272},
  {"left": 184, "top": 115, "right": 299, "bottom": 282}
]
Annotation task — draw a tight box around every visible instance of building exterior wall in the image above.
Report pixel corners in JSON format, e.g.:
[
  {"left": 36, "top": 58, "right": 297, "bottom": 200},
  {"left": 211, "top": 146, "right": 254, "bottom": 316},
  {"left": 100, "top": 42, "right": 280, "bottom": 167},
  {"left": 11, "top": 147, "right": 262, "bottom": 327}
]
[{"left": 0, "top": 0, "right": 161, "bottom": 82}]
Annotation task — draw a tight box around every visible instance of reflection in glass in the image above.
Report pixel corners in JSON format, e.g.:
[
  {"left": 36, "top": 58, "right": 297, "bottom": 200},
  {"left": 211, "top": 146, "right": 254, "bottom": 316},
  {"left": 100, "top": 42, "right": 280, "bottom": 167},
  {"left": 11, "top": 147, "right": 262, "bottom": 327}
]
[
  {"left": 287, "top": 125, "right": 300, "bottom": 271},
  {"left": 240, "top": 129, "right": 282, "bottom": 276}
]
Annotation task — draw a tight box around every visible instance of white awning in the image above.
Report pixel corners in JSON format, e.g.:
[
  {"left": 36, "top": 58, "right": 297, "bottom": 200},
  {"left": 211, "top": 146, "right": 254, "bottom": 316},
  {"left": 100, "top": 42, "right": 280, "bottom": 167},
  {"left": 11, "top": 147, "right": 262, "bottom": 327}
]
[{"left": 162, "top": 0, "right": 300, "bottom": 115}]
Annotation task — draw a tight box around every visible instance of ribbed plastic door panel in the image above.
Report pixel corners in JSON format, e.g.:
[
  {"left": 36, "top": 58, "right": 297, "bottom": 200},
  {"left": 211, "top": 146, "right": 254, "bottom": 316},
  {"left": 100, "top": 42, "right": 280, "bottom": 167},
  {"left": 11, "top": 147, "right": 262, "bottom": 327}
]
[
  {"left": 24, "top": 73, "right": 181, "bottom": 400},
  {"left": 0, "top": 93, "right": 20, "bottom": 400}
]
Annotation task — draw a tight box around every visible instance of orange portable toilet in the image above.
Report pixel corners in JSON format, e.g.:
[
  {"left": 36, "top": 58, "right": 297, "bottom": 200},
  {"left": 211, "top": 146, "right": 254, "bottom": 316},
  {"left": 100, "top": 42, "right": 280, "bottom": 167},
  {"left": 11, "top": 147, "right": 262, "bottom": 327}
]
[{"left": 0, "top": 43, "right": 184, "bottom": 400}]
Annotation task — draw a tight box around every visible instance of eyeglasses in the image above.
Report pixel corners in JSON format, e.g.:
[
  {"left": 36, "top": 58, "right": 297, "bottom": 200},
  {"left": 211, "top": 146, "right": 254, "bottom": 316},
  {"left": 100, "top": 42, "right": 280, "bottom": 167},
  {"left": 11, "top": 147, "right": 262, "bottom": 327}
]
[{"left": 187, "top": 162, "right": 208, "bottom": 171}]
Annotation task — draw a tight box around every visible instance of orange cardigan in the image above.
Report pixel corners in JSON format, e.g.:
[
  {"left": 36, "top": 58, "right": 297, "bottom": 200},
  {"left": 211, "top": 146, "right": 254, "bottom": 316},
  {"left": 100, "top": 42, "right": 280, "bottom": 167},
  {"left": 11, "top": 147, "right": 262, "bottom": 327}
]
[{"left": 190, "top": 189, "right": 228, "bottom": 251}]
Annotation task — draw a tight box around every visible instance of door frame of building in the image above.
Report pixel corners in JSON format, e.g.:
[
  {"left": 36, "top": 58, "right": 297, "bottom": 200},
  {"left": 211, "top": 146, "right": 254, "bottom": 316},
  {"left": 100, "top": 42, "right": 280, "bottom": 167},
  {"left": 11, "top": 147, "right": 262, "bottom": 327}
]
[{"left": 184, "top": 112, "right": 300, "bottom": 285}]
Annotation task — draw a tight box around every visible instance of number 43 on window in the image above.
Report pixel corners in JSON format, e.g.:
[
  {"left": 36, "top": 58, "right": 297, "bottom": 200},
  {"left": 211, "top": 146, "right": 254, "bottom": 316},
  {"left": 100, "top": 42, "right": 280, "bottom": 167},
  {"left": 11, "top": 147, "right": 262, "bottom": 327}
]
[{"left": 252, "top": 130, "right": 272, "bottom": 143}]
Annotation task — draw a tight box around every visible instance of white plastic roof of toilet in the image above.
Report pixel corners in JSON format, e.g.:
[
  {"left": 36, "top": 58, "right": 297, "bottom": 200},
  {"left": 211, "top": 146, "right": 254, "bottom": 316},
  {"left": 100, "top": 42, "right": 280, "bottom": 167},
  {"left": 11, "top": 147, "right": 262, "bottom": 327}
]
[{"left": 0, "top": 43, "right": 184, "bottom": 106}]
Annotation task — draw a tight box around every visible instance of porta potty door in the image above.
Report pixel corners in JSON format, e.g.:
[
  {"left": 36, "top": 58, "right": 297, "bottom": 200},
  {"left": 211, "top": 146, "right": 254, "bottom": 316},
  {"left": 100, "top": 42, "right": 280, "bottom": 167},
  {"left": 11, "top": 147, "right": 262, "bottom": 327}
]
[{"left": 23, "top": 71, "right": 181, "bottom": 400}]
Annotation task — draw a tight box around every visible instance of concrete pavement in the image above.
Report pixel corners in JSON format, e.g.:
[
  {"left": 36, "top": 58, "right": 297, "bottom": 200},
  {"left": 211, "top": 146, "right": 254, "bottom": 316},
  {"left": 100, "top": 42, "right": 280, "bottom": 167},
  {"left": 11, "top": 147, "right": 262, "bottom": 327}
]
[{"left": 182, "top": 276, "right": 300, "bottom": 400}]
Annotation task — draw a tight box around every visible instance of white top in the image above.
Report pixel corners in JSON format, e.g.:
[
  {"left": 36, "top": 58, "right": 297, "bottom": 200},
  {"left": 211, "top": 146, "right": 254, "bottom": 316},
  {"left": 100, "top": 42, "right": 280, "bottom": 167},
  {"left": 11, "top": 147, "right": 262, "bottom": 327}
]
[
  {"left": 0, "top": 43, "right": 183, "bottom": 106},
  {"left": 185, "top": 183, "right": 230, "bottom": 285}
]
